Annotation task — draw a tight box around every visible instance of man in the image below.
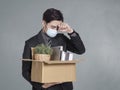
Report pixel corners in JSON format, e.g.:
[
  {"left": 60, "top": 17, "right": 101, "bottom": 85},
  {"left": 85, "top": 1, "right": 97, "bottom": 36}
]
[{"left": 22, "top": 8, "right": 85, "bottom": 90}]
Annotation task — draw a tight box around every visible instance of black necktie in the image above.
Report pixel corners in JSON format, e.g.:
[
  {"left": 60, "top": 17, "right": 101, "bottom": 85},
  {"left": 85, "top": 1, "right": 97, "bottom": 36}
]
[{"left": 48, "top": 39, "right": 51, "bottom": 47}]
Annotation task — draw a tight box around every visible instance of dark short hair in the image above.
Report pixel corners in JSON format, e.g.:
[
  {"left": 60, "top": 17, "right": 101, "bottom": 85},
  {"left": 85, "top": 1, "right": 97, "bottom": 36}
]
[{"left": 43, "top": 8, "right": 64, "bottom": 23}]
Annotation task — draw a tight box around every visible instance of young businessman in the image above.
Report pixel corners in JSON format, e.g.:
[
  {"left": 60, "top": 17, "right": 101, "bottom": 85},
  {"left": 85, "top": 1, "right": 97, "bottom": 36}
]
[{"left": 22, "top": 8, "right": 85, "bottom": 90}]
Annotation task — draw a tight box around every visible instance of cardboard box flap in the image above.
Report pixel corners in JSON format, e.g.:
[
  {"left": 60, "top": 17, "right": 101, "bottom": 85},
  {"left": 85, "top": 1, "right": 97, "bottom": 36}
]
[
  {"left": 43, "top": 60, "right": 79, "bottom": 64},
  {"left": 22, "top": 59, "right": 79, "bottom": 64}
]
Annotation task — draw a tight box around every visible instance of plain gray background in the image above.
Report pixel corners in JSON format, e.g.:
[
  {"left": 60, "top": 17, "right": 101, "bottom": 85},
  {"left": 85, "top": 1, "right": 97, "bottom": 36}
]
[{"left": 0, "top": 0, "right": 120, "bottom": 90}]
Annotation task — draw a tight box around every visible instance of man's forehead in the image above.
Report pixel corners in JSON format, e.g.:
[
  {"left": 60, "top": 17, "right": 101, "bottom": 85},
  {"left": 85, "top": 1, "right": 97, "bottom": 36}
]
[{"left": 49, "top": 20, "right": 62, "bottom": 25}]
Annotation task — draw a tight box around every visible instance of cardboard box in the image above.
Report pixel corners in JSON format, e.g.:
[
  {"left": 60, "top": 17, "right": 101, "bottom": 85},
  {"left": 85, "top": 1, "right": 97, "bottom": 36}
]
[{"left": 22, "top": 59, "right": 79, "bottom": 83}]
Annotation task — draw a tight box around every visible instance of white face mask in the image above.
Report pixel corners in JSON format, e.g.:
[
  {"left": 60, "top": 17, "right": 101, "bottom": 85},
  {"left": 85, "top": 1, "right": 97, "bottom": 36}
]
[{"left": 46, "top": 28, "right": 58, "bottom": 37}]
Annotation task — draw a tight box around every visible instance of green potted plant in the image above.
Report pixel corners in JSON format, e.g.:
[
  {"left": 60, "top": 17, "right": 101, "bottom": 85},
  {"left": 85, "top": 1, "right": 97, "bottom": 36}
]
[{"left": 33, "top": 44, "right": 53, "bottom": 61}]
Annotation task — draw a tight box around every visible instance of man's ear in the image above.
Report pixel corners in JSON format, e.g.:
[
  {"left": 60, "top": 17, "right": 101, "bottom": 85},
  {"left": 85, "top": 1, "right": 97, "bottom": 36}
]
[
  {"left": 42, "top": 20, "right": 46, "bottom": 27},
  {"left": 42, "top": 20, "right": 47, "bottom": 32}
]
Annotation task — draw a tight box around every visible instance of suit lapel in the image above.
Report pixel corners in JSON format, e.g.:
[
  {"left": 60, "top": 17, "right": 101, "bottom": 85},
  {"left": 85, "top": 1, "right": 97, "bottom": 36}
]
[{"left": 36, "top": 30, "right": 46, "bottom": 45}]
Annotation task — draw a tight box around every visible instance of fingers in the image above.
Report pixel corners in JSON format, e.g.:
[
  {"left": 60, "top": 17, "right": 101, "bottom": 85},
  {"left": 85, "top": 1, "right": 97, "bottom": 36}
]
[
  {"left": 42, "top": 82, "right": 62, "bottom": 88},
  {"left": 58, "top": 23, "right": 69, "bottom": 31},
  {"left": 42, "top": 83, "right": 52, "bottom": 88},
  {"left": 58, "top": 23, "right": 73, "bottom": 33}
]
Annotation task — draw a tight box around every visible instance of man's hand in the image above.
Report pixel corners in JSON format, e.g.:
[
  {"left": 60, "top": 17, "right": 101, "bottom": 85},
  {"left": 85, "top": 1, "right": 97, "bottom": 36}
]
[
  {"left": 58, "top": 23, "right": 73, "bottom": 33},
  {"left": 42, "top": 82, "right": 62, "bottom": 88}
]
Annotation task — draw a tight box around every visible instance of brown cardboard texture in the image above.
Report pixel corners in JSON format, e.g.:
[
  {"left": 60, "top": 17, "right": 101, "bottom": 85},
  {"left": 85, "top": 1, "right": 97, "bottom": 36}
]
[{"left": 30, "top": 60, "right": 78, "bottom": 83}]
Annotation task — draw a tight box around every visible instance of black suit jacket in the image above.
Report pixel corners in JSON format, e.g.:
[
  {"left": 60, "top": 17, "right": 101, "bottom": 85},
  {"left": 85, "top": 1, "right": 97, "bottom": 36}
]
[{"left": 22, "top": 30, "right": 85, "bottom": 90}]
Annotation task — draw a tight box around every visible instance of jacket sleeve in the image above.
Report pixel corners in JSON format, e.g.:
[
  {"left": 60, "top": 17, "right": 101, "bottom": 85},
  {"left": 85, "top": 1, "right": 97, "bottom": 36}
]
[
  {"left": 65, "top": 30, "right": 85, "bottom": 54},
  {"left": 22, "top": 41, "right": 43, "bottom": 88}
]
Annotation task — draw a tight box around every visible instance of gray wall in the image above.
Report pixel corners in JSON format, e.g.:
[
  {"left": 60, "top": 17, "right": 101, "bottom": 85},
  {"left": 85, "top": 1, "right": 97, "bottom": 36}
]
[{"left": 0, "top": 0, "right": 120, "bottom": 90}]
